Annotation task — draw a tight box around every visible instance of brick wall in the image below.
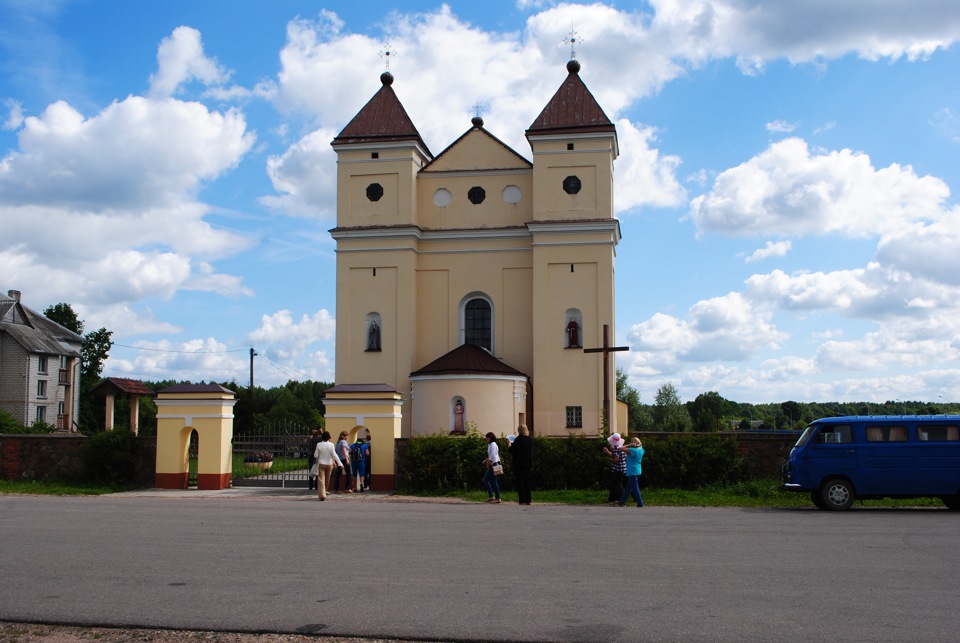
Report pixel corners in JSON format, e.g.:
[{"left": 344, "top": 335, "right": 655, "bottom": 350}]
[{"left": 0, "top": 434, "right": 157, "bottom": 486}]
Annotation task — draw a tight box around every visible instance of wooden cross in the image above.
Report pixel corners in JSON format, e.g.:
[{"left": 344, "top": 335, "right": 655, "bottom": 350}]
[{"left": 583, "top": 324, "right": 629, "bottom": 432}]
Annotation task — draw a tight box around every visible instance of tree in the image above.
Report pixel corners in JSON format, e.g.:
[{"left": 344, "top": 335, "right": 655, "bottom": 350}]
[
  {"left": 43, "top": 303, "right": 83, "bottom": 335},
  {"left": 654, "top": 382, "right": 693, "bottom": 432},
  {"left": 689, "top": 391, "right": 730, "bottom": 432},
  {"left": 43, "top": 303, "right": 113, "bottom": 432},
  {"left": 616, "top": 368, "right": 646, "bottom": 431}
]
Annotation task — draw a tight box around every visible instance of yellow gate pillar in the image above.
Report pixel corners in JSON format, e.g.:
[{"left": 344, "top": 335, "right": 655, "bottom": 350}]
[
  {"left": 155, "top": 384, "right": 236, "bottom": 490},
  {"left": 323, "top": 384, "right": 402, "bottom": 491}
]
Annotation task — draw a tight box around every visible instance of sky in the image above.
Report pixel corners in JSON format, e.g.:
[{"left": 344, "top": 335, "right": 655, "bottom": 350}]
[{"left": 2, "top": 0, "right": 960, "bottom": 406}]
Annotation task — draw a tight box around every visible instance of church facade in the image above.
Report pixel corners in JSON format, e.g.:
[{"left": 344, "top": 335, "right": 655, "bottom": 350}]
[{"left": 329, "top": 60, "right": 624, "bottom": 438}]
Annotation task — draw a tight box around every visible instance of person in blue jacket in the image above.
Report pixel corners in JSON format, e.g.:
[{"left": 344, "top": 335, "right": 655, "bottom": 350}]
[{"left": 619, "top": 437, "right": 645, "bottom": 507}]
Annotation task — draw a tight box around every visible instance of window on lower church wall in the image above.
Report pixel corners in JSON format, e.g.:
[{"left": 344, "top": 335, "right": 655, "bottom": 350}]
[
  {"left": 464, "top": 298, "right": 492, "bottom": 351},
  {"left": 566, "top": 406, "right": 582, "bottom": 428}
]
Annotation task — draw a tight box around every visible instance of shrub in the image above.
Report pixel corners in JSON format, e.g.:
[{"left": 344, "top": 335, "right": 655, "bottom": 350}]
[
  {"left": 0, "top": 410, "right": 58, "bottom": 434},
  {"left": 82, "top": 429, "right": 140, "bottom": 484},
  {"left": 642, "top": 434, "right": 747, "bottom": 489}
]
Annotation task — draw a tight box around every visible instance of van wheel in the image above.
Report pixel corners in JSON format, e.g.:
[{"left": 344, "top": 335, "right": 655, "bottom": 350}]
[
  {"left": 820, "top": 479, "right": 854, "bottom": 511},
  {"left": 942, "top": 495, "right": 960, "bottom": 511},
  {"left": 810, "top": 491, "right": 826, "bottom": 510}
]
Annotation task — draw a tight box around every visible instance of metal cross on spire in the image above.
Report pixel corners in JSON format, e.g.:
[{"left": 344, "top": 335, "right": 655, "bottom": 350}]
[
  {"left": 378, "top": 43, "right": 397, "bottom": 70},
  {"left": 564, "top": 28, "right": 582, "bottom": 60}
]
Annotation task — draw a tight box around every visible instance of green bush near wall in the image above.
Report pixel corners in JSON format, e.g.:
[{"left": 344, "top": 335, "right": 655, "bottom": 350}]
[
  {"left": 82, "top": 429, "right": 140, "bottom": 484},
  {"left": 398, "top": 432, "right": 748, "bottom": 492}
]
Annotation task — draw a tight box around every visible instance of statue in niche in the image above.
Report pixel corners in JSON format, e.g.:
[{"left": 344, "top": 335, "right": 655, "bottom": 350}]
[
  {"left": 367, "top": 320, "right": 381, "bottom": 351},
  {"left": 566, "top": 319, "right": 580, "bottom": 348},
  {"left": 452, "top": 400, "right": 465, "bottom": 434}
]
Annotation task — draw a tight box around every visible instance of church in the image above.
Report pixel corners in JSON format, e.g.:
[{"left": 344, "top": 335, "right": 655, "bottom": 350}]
[{"left": 327, "top": 58, "right": 626, "bottom": 439}]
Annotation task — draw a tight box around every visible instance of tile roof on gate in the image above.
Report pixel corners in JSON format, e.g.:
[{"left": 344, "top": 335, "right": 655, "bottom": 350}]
[{"left": 90, "top": 377, "right": 156, "bottom": 397}]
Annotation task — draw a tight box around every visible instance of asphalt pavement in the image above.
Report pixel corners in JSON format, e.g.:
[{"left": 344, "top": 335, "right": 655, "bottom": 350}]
[{"left": 1, "top": 488, "right": 959, "bottom": 642}]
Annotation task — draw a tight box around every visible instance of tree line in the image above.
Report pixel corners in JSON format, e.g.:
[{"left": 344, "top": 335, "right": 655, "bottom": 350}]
[{"left": 20, "top": 303, "right": 954, "bottom": 436}]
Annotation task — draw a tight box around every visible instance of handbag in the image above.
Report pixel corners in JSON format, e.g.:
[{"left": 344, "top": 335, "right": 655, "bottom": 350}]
[{"left": 492, "top": 463, "right": 504, "bottom": 476}]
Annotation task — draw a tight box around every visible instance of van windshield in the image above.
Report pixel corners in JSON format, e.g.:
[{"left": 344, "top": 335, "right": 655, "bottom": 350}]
[{"left": 795, "top": 426, "right": 815, "bottom": 447}]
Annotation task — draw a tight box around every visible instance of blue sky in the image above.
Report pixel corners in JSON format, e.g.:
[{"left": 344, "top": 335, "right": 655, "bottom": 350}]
[{"left": 2, "top": 1, "right": 959, "bottom": 406}]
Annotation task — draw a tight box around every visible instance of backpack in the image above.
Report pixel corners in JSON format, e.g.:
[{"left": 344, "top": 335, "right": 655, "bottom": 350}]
[{"left": 351, "top": 443, "right": 364, "bottom": 465}]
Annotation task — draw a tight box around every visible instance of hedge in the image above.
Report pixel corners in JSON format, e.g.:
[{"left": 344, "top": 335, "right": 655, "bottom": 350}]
[{"left": 397, "top": 432, "right": 747, "bottom": 493}]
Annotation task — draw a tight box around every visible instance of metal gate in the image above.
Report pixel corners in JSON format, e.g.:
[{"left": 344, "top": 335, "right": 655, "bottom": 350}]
[{"left": 231, "top": 419, "right": 314, "bottom": 488}]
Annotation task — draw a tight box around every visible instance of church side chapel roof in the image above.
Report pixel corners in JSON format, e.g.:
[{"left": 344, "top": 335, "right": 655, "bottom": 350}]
[
  {"left": 525, "top": 60, "right": 617, "bottom": 138},
  {"left": 331, "top": 71, "right": 432, "bottom": 156},
  {"left": 420, "top": 117, "right": 532, "bottom": 173},
  {"left": 411, "top": 343, "right": 527, "bottom": 378}
]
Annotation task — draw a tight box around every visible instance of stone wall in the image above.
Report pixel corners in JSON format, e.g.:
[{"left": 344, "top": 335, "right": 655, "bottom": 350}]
[{"left": 0, "top": 434, "right": 157, "bottom": 486}]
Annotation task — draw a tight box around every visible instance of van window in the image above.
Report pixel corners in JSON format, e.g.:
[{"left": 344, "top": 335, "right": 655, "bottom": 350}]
[
  {"left": 865, "top": 426, "right": 908, "bottom": 442},
  {"left": 816, "top": 425, "right": 852, "bottom": 444},
  {"left": 917, "top": 425, "right": 960, "bottom": 442}
]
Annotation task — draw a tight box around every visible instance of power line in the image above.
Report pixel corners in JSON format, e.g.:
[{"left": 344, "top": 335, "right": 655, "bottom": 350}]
[{"left": 112, "top": 343, "right": 250, "bottom": 354}]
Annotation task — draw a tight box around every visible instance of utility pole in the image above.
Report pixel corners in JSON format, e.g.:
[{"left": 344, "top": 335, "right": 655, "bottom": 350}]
[{"left": 249, "top": 348, "right": 257, "bottom": 395}]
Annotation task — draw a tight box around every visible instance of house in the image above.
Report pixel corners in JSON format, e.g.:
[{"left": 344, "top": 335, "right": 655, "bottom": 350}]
[
  {"left": 0, "top": 290, "right": 82, "bottom": 431},
  {"left": 329, "top": 58, "right": 627, "bottom": 437}
]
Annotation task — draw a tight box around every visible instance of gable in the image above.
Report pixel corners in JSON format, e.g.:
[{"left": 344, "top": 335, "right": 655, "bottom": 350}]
[{"left": 422, "top": 127, "right": 531, "bottom": 174}]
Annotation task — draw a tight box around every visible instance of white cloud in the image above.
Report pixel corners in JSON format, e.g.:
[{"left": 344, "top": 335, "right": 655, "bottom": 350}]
[
  {"left": 248, "top": 309, "right": 336, "bottom": 360},
  {"left": 688, "top": 138, "right": 951, "bottom": 238},
  {"left": 930, "top": 107, "right": 960, "bottom": 143},
  {"left": 766, "top": 119, "right": 799, "bottom": 133},
  {"left": 3, "top": 99, "right": 24, "bottom": 130},
  {"left": 149, "top": 26, "right": 230, "bottom": 98},
  {"left": 260, "top": 128, "right": 338, "bottom": 218},
  {"left": 745, "top": 240, "right": 791, "bottom": 263}
]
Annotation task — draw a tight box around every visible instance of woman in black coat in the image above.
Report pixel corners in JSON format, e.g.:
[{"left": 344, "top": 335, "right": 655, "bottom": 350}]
[{"left": 508, "top": 424, "right": 533, "bottom": 505}]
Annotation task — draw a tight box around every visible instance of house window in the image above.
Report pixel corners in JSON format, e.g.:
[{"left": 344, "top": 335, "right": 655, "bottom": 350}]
[
  {"left": 60, "top": 355, "right": 69, "bottom": 369},
  {"left": 36, "top": 406, "right": 46, "bottom": 424},
  {"left": 566, "top": 406, "right": 583, "bottom": 428},
  {"left": 464, "top": 297, "right": 492, "bottom": 351},
  {"left": 38, "top": 355, "right": 48, "bottom": 374},
  {"left": 37, "top": 380, "right": 47, "bottom": 399}
]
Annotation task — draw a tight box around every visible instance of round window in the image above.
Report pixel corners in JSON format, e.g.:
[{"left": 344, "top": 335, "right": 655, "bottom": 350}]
[
  {"left": 562, "top": 176, "right": 582, "bottom": 195},
  {"left": 433, "top": 188, "right": 452, "bottom": 207},
  {"left": 502, "top": 185, "right": 522, "bottom": 204},
  {"left": 366, "top": 183, "right": 384, "bottom": 202},
  {"left": 468, "top": 186, "right": 486, "bottom": 205}
]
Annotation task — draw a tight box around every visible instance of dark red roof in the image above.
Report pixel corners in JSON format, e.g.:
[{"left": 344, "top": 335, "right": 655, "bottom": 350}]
[
  {"left": 90, "top": 377, "right": 156, "bottom": 397},
  {"left": 411, "top": 344, "right": 527, "bottom": 377},
  {"left": 332, "top": 74, "right": 431, "bottom": 155},
  {"left": 325, "top": 383, "right": 399, "bottom": 394},
  {"left": 159, "top": 383, "right": 234, "bottom": 395},
  {"left": 526, "top": 64, "right": 616, "bottom": 137}
]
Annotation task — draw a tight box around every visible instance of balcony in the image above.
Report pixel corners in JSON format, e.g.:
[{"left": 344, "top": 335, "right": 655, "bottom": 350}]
[{"left": 58, "top": 369, "right": 70, "bottom": 385}]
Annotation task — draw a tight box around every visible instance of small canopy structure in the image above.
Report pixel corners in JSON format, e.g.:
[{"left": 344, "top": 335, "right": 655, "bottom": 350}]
[{"left": 90, "top": 377, "right": 156, "bottom": 435}]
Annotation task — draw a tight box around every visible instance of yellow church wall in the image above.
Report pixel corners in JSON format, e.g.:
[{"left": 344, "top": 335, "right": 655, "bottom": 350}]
[
  {"left": 417, "top": 172, "right": 533, "bottom": 229},
  {"left": 415, "top": 269, "right": 450, "bottom": 369},
  {"left": 528, "top": 136, "right": 616, "bottom": 221},
  {"left": 410, "top": 376, "right": 526, "bottom": 436},
  {"left": 501, "top": 267, "right": 534, "bottom": 376},
  {"left": 336, "top": 146, "right": 424, "bottom": 228}
]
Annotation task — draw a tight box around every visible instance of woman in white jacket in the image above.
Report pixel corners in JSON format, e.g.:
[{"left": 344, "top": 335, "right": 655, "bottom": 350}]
[{"left": 312, "top": 431, "right": 343, "bottom": 501}]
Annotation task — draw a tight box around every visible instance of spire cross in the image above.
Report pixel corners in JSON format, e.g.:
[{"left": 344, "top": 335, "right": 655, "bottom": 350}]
[
  {"left": 583, "top": 325, "right": 629, "bottom": 432},
  {"left": 472, "top": 101, "right": 483, "bottom": 118},
  {"left": 378, "top": 44, "right": 397, "bottom": 70},
  {"left": 564, "top": 28, "right": 582, "bottom": 60}
]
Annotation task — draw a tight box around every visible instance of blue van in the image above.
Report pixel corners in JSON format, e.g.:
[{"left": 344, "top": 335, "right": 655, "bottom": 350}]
[{"left": 781, "top": 415, "right": 960, "bottom": 510}]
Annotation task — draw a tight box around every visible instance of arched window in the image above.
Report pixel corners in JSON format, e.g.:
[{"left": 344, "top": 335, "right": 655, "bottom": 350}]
[
  {"left": 461, "top": 294, "right": 492, "bottom": 352},
  {"left": 365, "top": 312, "right": 382, "bottom": 352},
  {"left": 565, "top": 308, "right": 583, "bottom": 348}
]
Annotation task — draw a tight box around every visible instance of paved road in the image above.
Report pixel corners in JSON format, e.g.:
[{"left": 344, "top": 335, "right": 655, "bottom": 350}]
[{"left": 1, "top": 490, "right": 958, "bottom": 642}]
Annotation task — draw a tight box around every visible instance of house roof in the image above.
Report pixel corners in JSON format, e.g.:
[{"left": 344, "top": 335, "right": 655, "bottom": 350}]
[
  {"left": 525, "top": 60, "right": 617, "bottom": 138},
  {"left": 89, "top": 377, "right": 156, "bottom": 398},
  {"left": 410, "top": 343, "right": 527, "bottom": 377},
  {"left": 331, "top": 71, "right": 432, "bottom": 156},
  {"left": 0, "top": 296, "right": 82, "bottom": 357}
]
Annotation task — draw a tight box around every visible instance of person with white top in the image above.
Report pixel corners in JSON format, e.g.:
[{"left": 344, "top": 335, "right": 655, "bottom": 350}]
[
  {"left": 312, "top": 431, "right": 343, "bottom": 501},
  {"left": 481, "top": 432, "right": 502, "bottom": 504}
]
